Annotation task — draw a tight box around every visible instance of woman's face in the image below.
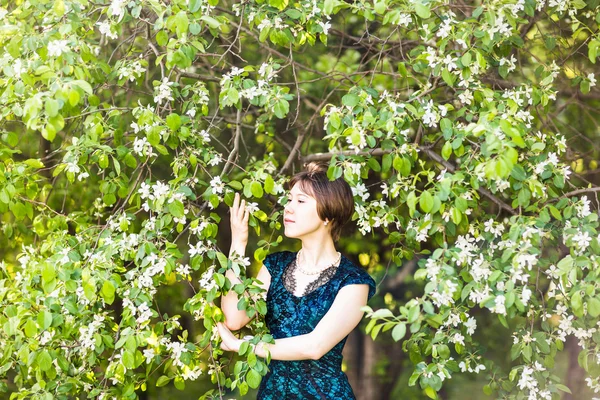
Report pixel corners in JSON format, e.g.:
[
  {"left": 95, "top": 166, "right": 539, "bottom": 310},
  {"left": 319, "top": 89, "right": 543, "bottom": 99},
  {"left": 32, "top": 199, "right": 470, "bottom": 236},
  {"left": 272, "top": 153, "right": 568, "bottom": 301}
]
[{"left": 283, "top": 183, "right": 326, "bottom": 239}]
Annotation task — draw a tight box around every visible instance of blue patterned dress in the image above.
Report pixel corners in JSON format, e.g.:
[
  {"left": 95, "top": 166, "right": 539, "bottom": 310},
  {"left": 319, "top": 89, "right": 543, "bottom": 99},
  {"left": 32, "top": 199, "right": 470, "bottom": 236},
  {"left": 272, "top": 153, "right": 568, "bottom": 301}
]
[{"left": 257, "top": 251, "right": 376, "bottom": 399}]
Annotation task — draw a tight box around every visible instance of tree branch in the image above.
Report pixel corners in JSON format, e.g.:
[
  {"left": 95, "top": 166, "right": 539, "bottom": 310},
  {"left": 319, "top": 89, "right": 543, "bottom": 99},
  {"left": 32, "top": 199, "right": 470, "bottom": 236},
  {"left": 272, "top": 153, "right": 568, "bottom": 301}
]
[
  {"left": 420, "top": 147, "right": 517, "bottom": 215},
  {"left": 556, "top": 186, "right": 600, "bottom": 200},
  {"left": 222, "top": 109, "right": 242, "bottom": 177},
  {"left": 302, "top": 146, "right": 518, "bottom": 215}
]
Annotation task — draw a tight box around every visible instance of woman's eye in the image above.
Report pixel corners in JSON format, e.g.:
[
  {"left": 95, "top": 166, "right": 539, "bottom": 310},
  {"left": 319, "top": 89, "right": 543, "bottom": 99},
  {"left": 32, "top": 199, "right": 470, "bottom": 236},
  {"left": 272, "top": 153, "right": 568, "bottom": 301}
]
[{"left": 298, "top": 200, "right": 305, "bottom": 203}]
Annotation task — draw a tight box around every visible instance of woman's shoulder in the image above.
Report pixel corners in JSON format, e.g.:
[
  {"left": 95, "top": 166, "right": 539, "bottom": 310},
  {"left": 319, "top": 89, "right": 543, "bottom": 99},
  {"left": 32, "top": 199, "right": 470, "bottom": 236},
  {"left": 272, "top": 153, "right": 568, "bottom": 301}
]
[
  {"left": 339, "top": 255, "right": 377, "bottom": 299},
  {"left": 340, "top": 255, "right": 371, "bottom": 277},
  {"left": 262, "top": 251, "right": 295, "bottom": 274},
  {"left": 264, "top": 250, "right": 295, "bottom": 264}
]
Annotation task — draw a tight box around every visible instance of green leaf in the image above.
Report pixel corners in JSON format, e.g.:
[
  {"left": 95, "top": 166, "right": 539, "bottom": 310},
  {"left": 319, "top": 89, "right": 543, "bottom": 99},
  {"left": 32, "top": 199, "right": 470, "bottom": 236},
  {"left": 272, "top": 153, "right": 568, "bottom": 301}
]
[
  {"left": 441, "top": 142, "right": 452, "bottom": 160},
  {"left": 42, "top": 125, "right": 56, "bottom": 142},
  {"left": 588, "top": 297, "right": 600, "bottom": 318},
  {"left": 174, "top": 11, "right": 189, "bottom": 37},
  {"left": 103, "top": 193, "right": 117, "bottom": 206},
  {"left": 415, "top": 3, "right": 431, "bottom": 19},
  {"left": 391, "top": 323, "right": 406, "bottom": 342},
  {"left": 122, "top": 351, "right": 135, "bottom": 369},
  {"left": 49, "top": 114, "right": 65, "bottom": 131},
  {"left": 264, "top": 175, "right": 275, "bottom": 194},
  {"left": 571, "top": 291, "right": 583, "bottom": 316},
  {"left": 424, "top": 386, "right": 437, "bottom": 399},
  {"left": 71, "top": 80, "right": 93, "bottom": 95},
  {"left": 440, "top": 118, "right": 452, "bottom": 135},
  {"left": 268, "top": 0, "right": 288, "bottom": 11},
  {"left": 451, "top": 207, "right": 462, "bottom": 224},
  {"left": 483, "top": 385, "right": 492, "bottom": 395},
  {"left": 156, "top": 31, "right": 169, "bottom": 46},
  {"left": 323, "top": 0, "right": 335, "bottom": 14},
  {"left": 101, "top": 280, "right": 116, "bottom": 305},
  {"left": 273, "top": 99, "right": 289, "bottom": 119},
  {"left": 188, "top": 0, "right": 201, "bottom": 12},
  {"left": 229, "top": 180, "right": 243, "bottom": 190},
  {"left": 371, "top": 309, "right": 394, "bottom": 318},
  {"left": 246, "top": 369, "right": 262, "bottom": 389},
  {"left": 419, "top": 191, "right": 434, "bottom": 213},
  {"left": 156, "top": 376, "right": 171, "bottom": 387},
  {"left": 168, "top": 201, "right": 185, "bottom": 218},
  {"left": 555, "top": 384, "right": 572, "bottom": 394},
  {"left": 200, "top": 15, "right": 221, "bottom": 30},
  {"left": 42, "top": 264, "right": 56, "bottom": 283},
  {"left": 589, "top": 40, "right": 599, "bottom": 64},
  {"left": 24, "top": 319, "right": 38, "bottom": 338},
  {"left": 37, "top": 310, "right": 53, "bottom": 330},
  {"left": 442, "top": 69, "right": 454, "bottom": 87},
  {"left": 174, "top": 376, "right": 185, "bottom": 390},
  {"left": 342, "top": 94, "right": 359, "bottom": 108},
  {"left": 45, "top": 98, "right": 59, "bottom": 117},
  {"left": 25, "top": 159, "right": 45, "bottom": 169},
  {"left": 285, "top": 9, "right": 302, "bottom": 19},
  {"left": 370, "top": 323, "right": 383, "bottom": 340},
  {"left": 461, "top": 52, "right": 472, "bottom": 66},
  {"left": 407, "top": 191, "right": 417, "bottom": 216},
  {"left": 548, "top": 205, "right": 562, "bottom": 220},
  {"left": 251, "top": 181, "right": 264, "bottom": 198},
  {"left": 166, "top": 113, "right": 182, "bottom": 132},
  {"left": 37, "top": 350, "right": 53, "bottom": 372}
]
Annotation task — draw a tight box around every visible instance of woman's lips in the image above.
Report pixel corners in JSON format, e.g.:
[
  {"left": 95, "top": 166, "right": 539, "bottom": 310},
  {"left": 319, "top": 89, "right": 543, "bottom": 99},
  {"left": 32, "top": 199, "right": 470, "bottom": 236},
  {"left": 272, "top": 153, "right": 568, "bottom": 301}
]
[{"left": 284, "top": 218, "right": 295, "bottom": 224}]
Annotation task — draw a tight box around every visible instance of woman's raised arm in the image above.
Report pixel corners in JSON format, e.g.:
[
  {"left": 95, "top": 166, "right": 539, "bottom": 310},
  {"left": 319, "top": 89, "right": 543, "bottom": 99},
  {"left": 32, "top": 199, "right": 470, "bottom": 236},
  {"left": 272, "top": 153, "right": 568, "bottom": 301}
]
[{"left": 221, "top": 193, "right": 270, "bottom": 331}]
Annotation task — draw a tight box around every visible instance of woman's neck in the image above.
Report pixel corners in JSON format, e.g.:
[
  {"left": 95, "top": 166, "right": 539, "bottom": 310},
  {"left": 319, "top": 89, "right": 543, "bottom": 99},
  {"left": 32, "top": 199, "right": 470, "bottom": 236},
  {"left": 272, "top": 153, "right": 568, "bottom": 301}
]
[{"left": 299, "top": 239, "right": 339, "bottom": 271}]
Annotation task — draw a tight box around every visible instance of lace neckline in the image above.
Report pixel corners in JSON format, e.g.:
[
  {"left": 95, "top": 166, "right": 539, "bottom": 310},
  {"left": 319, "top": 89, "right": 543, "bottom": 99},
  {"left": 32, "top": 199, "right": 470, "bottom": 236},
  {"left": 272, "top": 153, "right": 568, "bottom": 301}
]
[{"left": 282, "top": 252, "right": 343, "bottom": 298}]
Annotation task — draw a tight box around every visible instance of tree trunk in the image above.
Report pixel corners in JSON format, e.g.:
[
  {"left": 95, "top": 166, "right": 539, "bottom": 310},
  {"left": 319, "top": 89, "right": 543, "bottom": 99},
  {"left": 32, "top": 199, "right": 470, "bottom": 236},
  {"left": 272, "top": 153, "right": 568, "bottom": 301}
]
[
  {"left": 344, "top": 330, "right": 405, "bottom": 400},
  {"left": 344, "top": 329, "right": 362, "bottom": 393},
  {"left": 563, "top": 336, "right": 586, "bottom": 400}
]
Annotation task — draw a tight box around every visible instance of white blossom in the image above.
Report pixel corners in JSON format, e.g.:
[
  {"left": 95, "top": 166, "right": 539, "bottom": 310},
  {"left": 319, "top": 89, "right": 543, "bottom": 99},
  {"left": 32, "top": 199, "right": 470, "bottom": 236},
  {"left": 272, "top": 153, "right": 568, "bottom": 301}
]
[
  {"left": 351, "top": 182, "right": 370, "bottom": 201},
  {"left": 47, "top": 40, "right": 69, "bottom": 57},
  {"left": 209, "top": 176, "right": 225, "bottom": 194},
  {"left": 97, "top": 21, "right": 118, "bottom": 39},
  {"left": 154, "top": 78, "right": 174, "bottom": 104},
  {"left": 143, "top": 348, "right": 156, "bottom": 364},
  {"left": 491, "top": 294, "right": 506, "bottom": 315},
  {"left": 464, "top": 317, "right": 477, "bottom": 335},
  {"left": 177, "top": 264, "right": 191, "bottom": 276},
  {"left": 108, "top": 0, "right": 127, "bottom": 21}
]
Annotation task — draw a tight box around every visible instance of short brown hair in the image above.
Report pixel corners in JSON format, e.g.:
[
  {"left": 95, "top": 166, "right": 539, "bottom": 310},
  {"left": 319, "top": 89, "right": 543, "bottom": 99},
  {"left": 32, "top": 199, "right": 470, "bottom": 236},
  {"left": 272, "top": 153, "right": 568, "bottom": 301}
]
[{"left": 287, "top": 162, "right": 355, "bottom": 241}]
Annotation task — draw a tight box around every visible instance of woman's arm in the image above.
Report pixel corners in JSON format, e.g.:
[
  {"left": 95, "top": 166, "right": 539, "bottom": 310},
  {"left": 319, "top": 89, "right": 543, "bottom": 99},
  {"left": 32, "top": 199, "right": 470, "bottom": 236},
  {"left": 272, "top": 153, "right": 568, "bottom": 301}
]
[
  {"left": 217, "top": 283, "right": 369, "bottom": 360},
  {"left": 221, "top": 263, "right": 271, "bottom": 331},
  {"left": 221, "top": 193, "right": 271, "bottom": 331}
]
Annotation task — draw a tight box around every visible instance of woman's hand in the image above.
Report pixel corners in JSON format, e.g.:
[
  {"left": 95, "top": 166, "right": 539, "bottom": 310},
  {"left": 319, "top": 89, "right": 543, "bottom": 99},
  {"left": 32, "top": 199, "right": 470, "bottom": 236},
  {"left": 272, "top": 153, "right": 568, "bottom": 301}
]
[
  {"left": 216, "top": 322, "right": 242, "bottom": 353},
  {"left": 230, "top": 193, "right": 250, "bottom": 248}
]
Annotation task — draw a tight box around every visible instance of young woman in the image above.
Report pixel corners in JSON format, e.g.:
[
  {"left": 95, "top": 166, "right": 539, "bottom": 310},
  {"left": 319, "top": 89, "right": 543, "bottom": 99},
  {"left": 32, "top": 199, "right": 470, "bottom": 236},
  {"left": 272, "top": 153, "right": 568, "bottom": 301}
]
[{"left": 216, "top": 163, "right": 376, "bottom": 399}]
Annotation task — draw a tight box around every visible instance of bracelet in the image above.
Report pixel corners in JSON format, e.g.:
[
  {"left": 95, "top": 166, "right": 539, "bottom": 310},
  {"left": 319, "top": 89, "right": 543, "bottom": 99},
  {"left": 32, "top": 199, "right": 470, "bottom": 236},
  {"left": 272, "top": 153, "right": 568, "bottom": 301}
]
[{"left": 241, "top": 335, "right": 255, "bottom": 353}]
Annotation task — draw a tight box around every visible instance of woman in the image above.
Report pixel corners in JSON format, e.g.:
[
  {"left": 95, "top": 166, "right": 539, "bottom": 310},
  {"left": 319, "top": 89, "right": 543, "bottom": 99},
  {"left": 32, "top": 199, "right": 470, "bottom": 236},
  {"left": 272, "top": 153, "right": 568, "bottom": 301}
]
[{"left": 216, "top": 163, "right": 376, "bottom": 399}]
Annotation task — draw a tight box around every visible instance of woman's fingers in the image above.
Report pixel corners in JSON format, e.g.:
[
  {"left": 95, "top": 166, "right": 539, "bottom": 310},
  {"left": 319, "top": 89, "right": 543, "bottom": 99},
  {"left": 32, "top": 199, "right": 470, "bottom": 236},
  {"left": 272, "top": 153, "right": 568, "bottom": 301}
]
[
  {"left": 230, "top": 193, "right": 251, "bottom": 226},
  {"left": 231, "top": 193, "right": 239, "bottom": 218}
]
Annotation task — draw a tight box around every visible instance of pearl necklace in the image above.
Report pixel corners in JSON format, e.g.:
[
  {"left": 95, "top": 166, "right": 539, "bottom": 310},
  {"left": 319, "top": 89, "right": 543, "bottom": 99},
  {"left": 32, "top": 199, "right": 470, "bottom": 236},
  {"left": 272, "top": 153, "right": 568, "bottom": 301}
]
[{"left": 295, "top": 250, "right": 341, "bottom": 275}]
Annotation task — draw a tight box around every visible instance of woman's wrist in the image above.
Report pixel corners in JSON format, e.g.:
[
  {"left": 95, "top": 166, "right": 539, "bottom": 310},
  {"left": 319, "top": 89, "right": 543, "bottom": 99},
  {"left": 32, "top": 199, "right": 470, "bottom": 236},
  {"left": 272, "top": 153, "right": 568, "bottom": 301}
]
[
  {"left": 238, "top": 335, "right": 254, "bottom": 354},
  {"left": 229, "top": 241, "right": 247, "bottom": 256}
]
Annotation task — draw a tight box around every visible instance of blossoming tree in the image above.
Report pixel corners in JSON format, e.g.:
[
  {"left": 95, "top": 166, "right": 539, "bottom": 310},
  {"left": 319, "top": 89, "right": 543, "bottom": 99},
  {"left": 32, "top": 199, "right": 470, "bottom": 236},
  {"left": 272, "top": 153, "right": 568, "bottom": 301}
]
[{"left": 1, "top": 0, "right": 600, "bottom": 399}]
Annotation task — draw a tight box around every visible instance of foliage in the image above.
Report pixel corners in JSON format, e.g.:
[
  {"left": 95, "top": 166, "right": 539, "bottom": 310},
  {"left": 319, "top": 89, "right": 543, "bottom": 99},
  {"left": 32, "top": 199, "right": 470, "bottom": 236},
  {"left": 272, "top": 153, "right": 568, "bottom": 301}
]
[{"left": 1, "top": 0, "right": 600, "bottom": 398}]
